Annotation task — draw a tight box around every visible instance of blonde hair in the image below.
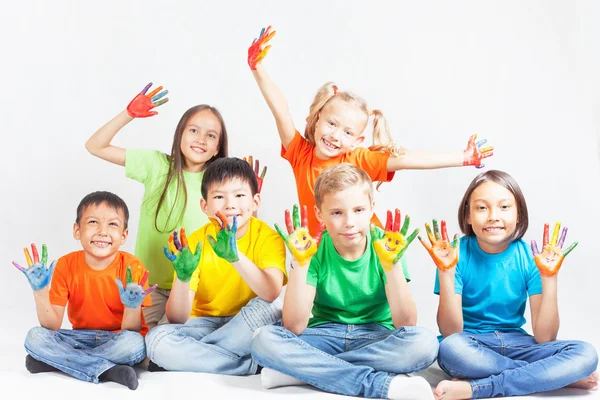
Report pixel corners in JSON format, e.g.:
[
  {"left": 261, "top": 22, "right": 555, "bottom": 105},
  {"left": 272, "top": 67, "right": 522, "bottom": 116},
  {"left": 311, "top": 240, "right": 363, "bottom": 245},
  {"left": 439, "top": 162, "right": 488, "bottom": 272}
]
[
  {"left": 314, "top": 163, "right": 373, "bottom": 208},
  {"left": 304, "top": 82, "right": 406, "bottom": 158}
]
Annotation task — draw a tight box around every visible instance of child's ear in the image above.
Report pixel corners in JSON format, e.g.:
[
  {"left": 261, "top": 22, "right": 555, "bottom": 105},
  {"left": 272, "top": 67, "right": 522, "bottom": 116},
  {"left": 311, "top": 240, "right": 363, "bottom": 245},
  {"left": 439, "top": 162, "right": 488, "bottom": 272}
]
[
  {"left": 200, "top": 198, "right": 208, "bottom": 214},
  {"left": 252, "top": 192, "right": 261, "bottom": 213},
  {"left": 121, "top": 228, "right": 128, "bottom": 244},
  {"left": 351, "top": 135, "right": 365, "bottom": 149},
  {"left": 314, "top": 205, "right": 324, "bottom": 223},
  {"left": 73, "top": 223, "right": 80, "bottom": 240}
]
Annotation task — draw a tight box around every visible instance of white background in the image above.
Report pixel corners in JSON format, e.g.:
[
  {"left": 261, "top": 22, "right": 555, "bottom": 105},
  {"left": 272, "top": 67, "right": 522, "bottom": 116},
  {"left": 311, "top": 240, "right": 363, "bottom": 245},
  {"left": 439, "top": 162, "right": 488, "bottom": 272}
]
[{"left": 0, "top": 1, "right": 598, "bottom": 398}]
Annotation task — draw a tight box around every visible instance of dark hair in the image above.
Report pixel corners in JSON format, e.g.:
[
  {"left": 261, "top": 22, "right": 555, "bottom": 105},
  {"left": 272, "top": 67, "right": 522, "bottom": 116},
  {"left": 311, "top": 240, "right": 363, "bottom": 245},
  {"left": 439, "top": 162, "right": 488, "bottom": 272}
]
[
  {"left": 76, "top": 191, "right": 130, "bottom": 229},
  {"left": 201, "top": 157, "right": 258, "bottom": 199},
  {"left": 154, "top": 105, "right": 229, "bottom": 232},
  {"left": 458, "top": 170, "right": 528, "bottom": 241}
]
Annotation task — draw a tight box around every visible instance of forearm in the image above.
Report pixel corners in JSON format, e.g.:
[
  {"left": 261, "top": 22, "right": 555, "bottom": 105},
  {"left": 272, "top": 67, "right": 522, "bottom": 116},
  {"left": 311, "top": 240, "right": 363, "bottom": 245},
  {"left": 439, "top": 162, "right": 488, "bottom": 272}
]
[
  {"left": 387, "top": 149, "right": 463, "bottom": 171},
  {"left": 165, "top": 278, "right": 193, "bottom": 324},
  {"left": 384, "top": 266, "right": 417, "bottom": 327},
  {"left": 121, "top": 307, "right": 142, "bottom": 332},
  {"left": 251, "top": 67, "right": 295, "bottom": 148},
  {"left": 533, "top": 278, "right": 559, "bottom": 343},
  {"left": 33, "top": 289, "right": 61, "bottom": 331},
  {"left": 282, "top": 261, "right": 315, "bottom": 335},
  {"left": 231, "top": 254, "right": 282, "bottom": 302},
  {"left": 85, "top": 110, "right": 133, "bottom": 165},
  {"left": 437, "top": 272, "right": 463, "bottom": 337}
]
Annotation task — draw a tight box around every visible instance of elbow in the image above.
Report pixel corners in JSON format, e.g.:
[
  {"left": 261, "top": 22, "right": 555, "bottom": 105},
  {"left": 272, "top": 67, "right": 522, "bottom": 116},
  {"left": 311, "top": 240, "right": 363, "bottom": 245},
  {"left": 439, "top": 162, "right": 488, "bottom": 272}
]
[
  {"left": 260, "top": 287, "right": 282, "bottom": 303},
  {"left": 282, "top": 318, "right": 306, "bottom": 336},
  {"left": 84, "top": 140, "right": 96, "bottom": 155},
  {"left": 534, "top": 333, "right": 557, "bottom": 344}
]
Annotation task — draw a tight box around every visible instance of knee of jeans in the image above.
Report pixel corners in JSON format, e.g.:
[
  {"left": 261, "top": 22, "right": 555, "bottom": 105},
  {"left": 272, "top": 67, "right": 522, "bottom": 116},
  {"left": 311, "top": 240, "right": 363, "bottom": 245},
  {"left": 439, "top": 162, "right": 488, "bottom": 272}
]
[
  {"left": 145, "top": 324, "right": 171, "bottom": 350},
  {"left": 572, "top": 341, "right": 599, "bottom": 375},
  {"left": 439, "top": 333, "right": 473, "bottom": 365},
  {"left": 250, "top": 325, "right": 281, "bottom": 362},
  {"left": 24, "top": 326, "right": 53, "bottom": 350},
  {"left": 401, "top": 327, "right": 439, "bottom": 368}
]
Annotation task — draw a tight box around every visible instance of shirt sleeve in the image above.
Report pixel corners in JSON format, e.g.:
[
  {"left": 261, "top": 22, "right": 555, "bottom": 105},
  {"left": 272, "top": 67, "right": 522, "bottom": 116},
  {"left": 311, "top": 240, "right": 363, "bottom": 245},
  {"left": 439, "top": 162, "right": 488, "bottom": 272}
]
[
  {"left": 256, "top": 230, "right": 288, "bottom": 285},
  {"left": 526, "top": 254, "right": 542, "bottom": 296},
  {"left": 349, "top": 148, "right": 395, "bottom": 183},
  {"left": 48, "top": 257, "right": 69, "bottom": 307},
  {"left": 125, "top": 148, "right": 165, "bottom": 184},
  {"left": 280, "top": 130, "right": 306, "bottom": 168}
]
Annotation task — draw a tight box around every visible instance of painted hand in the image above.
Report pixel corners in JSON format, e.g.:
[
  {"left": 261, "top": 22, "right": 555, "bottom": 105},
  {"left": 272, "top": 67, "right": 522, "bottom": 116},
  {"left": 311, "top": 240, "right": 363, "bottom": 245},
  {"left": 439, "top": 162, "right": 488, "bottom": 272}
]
[
  {"left": 371, "top": 209, "right": 419, "bottom": 272},
  {"left": 418, "top": 219, "right": 460, "bottom": 271},
  {"left": 12, "top": 243, "right": 56, "bottom": 292},
  {"left": 163, "top": 228, "right": 201, "bottom": 282},
  {"left": 115, "top": 265, "right": 158, "bottom": 309},
  {"left": 243, "top": 155, "right": 267, "bottom": 193},
  {"left": 531, "top": 222, "right": 578, "bottom": 277},
  {"left": 274, "top": 204, "right": 322, "bottom": 267},
  {"left": 207, "top": 212, "right": 239, "bottom": 263},
  {"left": 463, "top": 134, "right": 494, "bottom": 168},
  {"left": 126, "top": 82, "right": 169, "bottom": 118},
  {"left": 248, "top": 26, "right": 276, "bottom": 70}
]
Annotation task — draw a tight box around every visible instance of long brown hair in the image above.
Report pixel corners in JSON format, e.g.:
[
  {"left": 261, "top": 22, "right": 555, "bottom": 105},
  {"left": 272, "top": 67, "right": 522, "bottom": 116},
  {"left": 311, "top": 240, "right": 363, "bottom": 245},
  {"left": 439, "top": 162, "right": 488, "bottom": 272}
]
[{"left": 154, "top": 105, "right": 229, "bottom": 232}]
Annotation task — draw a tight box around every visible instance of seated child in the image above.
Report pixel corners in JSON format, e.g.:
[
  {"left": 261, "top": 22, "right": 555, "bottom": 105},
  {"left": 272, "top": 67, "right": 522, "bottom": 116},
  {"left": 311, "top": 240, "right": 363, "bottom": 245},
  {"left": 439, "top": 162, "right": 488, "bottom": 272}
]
[
  {"left": 420, "top": 170, "right": 599, "bottom": 399},
  {"left": 15, "top": 191, "right": 156, "bottom": 390},
  {"left": 251, "top": 163, "right": 439, "bottom": 400},
  {"left": 145, "top": 157, "right": 287, "bottom": 374}
]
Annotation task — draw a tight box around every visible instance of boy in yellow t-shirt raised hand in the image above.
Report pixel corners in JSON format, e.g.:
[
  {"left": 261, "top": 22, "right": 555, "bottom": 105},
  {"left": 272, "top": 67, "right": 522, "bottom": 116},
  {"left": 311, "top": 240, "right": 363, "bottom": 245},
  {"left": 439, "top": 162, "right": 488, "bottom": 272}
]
[{"left": 146, "top": 157, "right": 287, "bottom": 374}]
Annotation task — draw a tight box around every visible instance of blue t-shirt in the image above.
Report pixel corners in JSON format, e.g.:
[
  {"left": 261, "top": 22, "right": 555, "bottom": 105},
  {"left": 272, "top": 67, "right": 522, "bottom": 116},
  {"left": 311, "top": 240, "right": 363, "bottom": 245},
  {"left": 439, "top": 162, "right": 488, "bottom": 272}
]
[{"left": 434, "top": 235, "right": 542, "bottom": 334}]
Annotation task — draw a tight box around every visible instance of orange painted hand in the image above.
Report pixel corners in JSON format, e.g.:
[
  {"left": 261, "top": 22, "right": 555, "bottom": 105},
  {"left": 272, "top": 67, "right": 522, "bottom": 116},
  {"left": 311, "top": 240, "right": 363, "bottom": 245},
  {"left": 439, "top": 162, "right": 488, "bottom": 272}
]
[
  {"left": 531, "top": 222, "right": 578, "bottom": 277},
  {"left": 463, "top": 134, "right": 494, "bottom": 168},
  {"left": 371, "top": 209, "right": 419, "bottom": 272},
  {"left": 126, "top": 82, "right": 169, "bottom": 118},
  {"left": 248, "top": 26, "right": 276, "bottom": 70},
  {"left": 274, "top": 204, "right": 322, "bottom": 266},
  {"left": 418, "top": 219, "right": 460, "bottom": 271},
  {"left": 243, "top": 155, "right": 267, "bottom": 193}
]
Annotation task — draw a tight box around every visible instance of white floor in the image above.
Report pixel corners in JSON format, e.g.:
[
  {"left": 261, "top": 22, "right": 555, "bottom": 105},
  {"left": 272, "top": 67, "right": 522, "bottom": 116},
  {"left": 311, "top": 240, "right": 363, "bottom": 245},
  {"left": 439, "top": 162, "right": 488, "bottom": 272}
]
[{"left": 1, "top": 331, "right": 598, "bottom": 400}]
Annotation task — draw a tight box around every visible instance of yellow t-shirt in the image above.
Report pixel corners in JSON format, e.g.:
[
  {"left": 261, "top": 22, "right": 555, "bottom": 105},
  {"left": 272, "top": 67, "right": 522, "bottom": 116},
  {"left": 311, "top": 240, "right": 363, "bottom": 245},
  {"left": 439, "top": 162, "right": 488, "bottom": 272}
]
[{"left": 185, "top": 217, "right": 287, "bottom": 318}]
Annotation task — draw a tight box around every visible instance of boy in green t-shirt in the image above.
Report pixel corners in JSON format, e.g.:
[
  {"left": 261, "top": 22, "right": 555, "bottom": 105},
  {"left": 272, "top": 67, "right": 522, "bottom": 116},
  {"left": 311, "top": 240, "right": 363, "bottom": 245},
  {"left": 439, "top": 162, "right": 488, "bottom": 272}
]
[{"left": 251, "top": 163, "right": 439, "bottom": 400}]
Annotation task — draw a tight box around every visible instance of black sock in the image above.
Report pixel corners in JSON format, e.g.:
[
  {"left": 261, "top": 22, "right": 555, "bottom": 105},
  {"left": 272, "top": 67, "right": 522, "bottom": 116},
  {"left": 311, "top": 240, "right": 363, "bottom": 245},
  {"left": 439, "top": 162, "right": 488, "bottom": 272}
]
[
  {"left": 148, "top": 360, "right": 167, "bottom": 372},
  {"left": 25, "top": 355, "right": 59, "bottom": 374},
  {"left": 99, "top": 365, "right": 138, "bottom": 390},
  {"left": 255, "top": 365, "right": 263, "bottom": 375}
]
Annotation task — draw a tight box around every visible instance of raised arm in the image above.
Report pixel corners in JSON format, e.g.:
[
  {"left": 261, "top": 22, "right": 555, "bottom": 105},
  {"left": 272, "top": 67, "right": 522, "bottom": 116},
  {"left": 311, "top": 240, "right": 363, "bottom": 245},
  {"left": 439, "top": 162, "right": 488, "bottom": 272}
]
[
  {"left": 248, "top": 26, "right": 297, "bottom": 149},
  {"left": 116, "top": 266, "right": 157, "bottom": 332},
  {"left": 85, "top": 82, "right": 169, "bottom": 166},
  {"left": 419, "top": 219, "right": 464, "bottom": 337},
  {"left": 386, "top": 134, "right": 494, "bottom": 171}
]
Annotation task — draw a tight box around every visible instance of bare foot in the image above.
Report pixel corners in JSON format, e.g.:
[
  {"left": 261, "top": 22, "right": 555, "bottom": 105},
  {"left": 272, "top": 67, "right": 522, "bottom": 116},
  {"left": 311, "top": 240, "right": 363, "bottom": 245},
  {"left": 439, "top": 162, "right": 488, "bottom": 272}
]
[
  {"left": 567, "top": 371, "right": 599, "bottom": 390},
  {"left": 434, "top": 380, "right": 472, "bottom": 400}
]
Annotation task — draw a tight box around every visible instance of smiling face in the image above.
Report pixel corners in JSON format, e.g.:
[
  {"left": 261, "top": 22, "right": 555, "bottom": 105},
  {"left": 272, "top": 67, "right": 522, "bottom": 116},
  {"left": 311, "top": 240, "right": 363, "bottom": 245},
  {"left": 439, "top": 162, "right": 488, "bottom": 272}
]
[
  {"left": 467, "top": 181, "right": 518, "bottom": 254},
  {"left": 200, "top": 178, "right": 260, "bottom": 238},
  {"left": 73, "top": 202, "right": 128, "bottom": 269},
  {"left": 180, "top": 109, "right": 222, "bottom": 172},
  {"left": 313, "top": 98, "right": 368, "bottom": 160}
]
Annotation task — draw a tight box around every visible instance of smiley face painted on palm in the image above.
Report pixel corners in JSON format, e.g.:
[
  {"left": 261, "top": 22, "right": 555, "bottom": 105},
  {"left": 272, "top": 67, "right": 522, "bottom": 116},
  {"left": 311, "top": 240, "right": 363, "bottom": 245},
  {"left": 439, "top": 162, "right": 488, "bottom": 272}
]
[
  {"left": 121, "top": 283, "right": 145, "bottom": 307},
  {"left": 382, "top": 231, "right": 407, "bottom": 253}
]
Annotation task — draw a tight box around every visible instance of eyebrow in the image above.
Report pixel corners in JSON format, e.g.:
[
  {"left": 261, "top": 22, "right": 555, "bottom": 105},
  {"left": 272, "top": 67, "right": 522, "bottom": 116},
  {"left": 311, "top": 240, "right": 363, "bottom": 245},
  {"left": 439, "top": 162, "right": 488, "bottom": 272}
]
[{"left": 187, "top": 124, "right": 219, "bottom": 135}]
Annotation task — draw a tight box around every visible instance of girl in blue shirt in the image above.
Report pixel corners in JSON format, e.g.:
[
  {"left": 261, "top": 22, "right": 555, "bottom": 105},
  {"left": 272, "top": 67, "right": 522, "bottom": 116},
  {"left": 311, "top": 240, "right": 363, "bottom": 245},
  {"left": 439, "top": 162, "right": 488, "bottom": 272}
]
[{"left": 419, "top": 170, "right": 598, "bottom": 399}]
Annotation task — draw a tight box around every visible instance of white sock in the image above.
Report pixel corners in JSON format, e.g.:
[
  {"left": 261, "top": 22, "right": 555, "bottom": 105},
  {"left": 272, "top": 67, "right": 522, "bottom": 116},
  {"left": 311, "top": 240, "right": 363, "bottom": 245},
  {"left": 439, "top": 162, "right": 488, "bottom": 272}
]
[
  {"left": 387, "top": 374, "right": 434, "bottom": 400},
  {"left": 261, "top": 367, "right": 307, "bottom": 389}
]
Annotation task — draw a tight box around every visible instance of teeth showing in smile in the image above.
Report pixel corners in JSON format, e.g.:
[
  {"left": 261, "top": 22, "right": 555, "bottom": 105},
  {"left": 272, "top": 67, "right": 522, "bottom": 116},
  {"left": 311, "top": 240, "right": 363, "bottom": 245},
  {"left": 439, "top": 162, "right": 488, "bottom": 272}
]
[
  {"left": 92, "top": 241, "right": 111, "bottom": 248},
  {"left": 483, "top": 227, "right": 504, "bottom": 232},
  {"left": 322, "top": 138, "right": 339, "bottom": 150},
  {"left": 191, "top": 146, "right": 206, "bottom": 154}
]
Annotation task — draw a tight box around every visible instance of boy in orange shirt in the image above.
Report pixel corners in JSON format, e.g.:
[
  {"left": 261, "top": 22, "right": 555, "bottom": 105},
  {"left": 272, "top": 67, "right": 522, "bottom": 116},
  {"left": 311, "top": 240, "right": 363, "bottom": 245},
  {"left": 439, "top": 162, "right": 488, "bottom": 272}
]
[{"left": 13, "top": 191, "right": 156, "bottom": 390}]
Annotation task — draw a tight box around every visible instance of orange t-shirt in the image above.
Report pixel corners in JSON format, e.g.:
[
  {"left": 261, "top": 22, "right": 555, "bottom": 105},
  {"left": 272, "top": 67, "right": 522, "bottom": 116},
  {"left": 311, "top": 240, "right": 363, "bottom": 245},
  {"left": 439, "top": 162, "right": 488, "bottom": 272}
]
[
  {"left": 282, "top": 131, "right": 395, "bottom": 235},
  {"left": 49, "top": 251, "right": 152, "bottom": 336}
]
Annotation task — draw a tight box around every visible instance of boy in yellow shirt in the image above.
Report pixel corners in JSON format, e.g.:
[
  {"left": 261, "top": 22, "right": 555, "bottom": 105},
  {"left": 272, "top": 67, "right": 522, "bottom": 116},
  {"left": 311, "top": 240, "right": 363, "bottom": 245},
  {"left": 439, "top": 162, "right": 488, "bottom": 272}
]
[{"left": 145, "top": 157, "right": 287, "bottom": 374}]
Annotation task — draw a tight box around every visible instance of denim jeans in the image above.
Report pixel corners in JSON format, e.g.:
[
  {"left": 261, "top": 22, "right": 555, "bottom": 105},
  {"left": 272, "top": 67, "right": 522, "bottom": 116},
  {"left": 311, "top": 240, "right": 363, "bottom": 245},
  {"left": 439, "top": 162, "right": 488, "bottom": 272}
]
[
  {"left": 438, "top": 331, "right": 599, "bottom": 398},
  {"left": 251, "top": 323, "right": 439, "bottom": 398},
  {"left": 145, "top": 296, "right": 282, "bottom": 374},
  {"left": 24, "top": 327, "right": 146, "bottom": 383}
]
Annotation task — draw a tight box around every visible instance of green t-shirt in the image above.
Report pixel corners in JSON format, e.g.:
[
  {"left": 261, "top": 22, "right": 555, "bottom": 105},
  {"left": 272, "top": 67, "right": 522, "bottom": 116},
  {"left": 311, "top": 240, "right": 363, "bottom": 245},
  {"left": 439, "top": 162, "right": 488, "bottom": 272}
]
[
  {"left": 306, "top": 231, "right": 410, "bottom": 330},
  {"left": 125, "top": 149, "right": 209, "bottom": 289}
]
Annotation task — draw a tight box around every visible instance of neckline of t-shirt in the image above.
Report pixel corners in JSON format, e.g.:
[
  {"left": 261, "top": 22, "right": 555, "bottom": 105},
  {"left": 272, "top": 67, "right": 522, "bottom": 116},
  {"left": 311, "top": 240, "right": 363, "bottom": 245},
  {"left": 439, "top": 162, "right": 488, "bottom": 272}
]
[
  {"left": 327, "top": 232, "right": 371, "bottom": 267},
  {"left": 469, "top": 236, "right": 518, "bottom": 262},
  {"left": 78, "top": 251, "right": 120, "bottom": 275}
]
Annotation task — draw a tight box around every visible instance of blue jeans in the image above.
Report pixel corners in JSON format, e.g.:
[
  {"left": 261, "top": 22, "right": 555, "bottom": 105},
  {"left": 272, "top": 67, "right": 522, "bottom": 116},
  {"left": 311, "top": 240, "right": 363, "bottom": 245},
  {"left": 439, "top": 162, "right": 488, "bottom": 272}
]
[
  {"left": 438, "top": 331, "right": 599, "bottom": 398},
  {"left": 251, "top": 323, "right": 439, "bottom": 398},
  {"left": 24, "top": 327, "right": 146, "bottom": 383},
  {"left": 145, "top": 296, "right": 281, "bottom": 374}
]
